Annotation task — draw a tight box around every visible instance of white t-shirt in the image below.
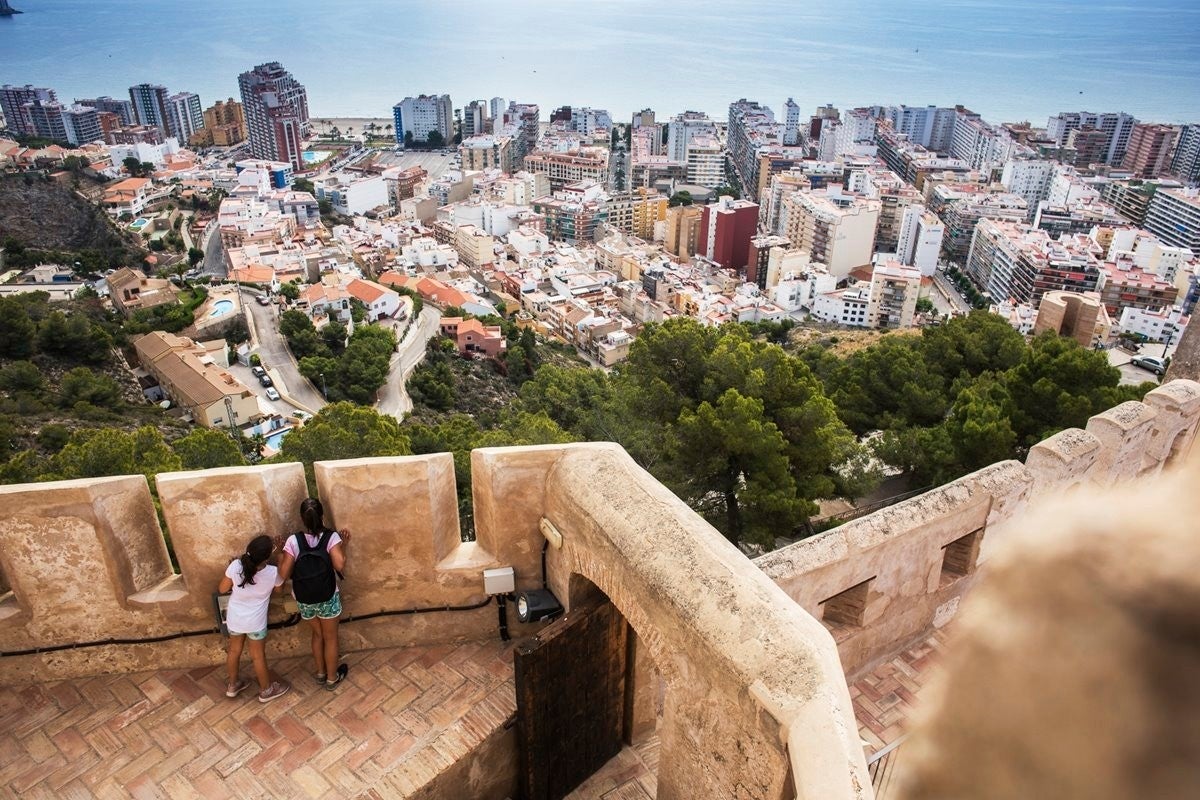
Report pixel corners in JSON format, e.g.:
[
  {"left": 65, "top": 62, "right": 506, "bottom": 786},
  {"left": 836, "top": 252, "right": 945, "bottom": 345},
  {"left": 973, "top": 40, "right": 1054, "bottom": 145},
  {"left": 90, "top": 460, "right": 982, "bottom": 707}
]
[
  {"left": 283, "top": 531, "right": 344, "bottom": 596},
  {"left": 224, "top": 560, "right": 283, "bottom": 634}
]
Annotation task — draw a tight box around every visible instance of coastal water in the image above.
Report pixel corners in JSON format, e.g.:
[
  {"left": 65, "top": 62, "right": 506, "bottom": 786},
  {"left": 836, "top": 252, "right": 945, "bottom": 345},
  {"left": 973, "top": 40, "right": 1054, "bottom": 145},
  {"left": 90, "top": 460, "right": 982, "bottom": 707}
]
[{"left": 1, "top": 0, "right": 1197, "bottom": 126}]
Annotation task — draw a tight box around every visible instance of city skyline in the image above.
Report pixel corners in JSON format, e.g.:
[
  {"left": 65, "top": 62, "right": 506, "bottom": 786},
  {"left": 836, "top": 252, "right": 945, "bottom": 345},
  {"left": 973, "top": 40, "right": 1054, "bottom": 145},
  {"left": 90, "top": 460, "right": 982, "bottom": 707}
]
[{"left": 1, "top": 0, "right": 1198, "bottom": 125}]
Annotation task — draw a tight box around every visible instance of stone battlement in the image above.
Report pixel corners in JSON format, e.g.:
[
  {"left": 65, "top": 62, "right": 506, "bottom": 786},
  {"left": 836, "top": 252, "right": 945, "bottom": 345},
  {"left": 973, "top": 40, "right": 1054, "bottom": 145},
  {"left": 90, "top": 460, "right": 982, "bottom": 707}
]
[{"left": 0, "top": 379, "right": 1196, "bottom": 799}]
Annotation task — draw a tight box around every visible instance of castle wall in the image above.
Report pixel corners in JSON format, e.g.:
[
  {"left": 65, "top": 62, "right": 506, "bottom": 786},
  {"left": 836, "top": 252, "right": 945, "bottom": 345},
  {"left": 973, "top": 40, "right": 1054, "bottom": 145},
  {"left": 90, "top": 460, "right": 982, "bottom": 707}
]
[
  {"left": 0, "top": 380, "right": 1195, "bottom": 799},
  {"left": 755, "top": 379, "right": 1200, "bottom": 681}
]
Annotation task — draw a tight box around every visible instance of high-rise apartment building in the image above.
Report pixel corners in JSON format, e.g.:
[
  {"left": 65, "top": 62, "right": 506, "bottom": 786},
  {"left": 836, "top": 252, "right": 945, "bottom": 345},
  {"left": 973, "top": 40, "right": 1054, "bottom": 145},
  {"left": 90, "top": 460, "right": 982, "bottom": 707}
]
[
  {"left": 75, "top": 96, "right": 133, "bottom": 126},
  {"left": 191, "top": 99, "right": 246, "bottom": 147},
  {"left": 1169, "top": 125, "right": 1200, "bottom": 185},
  {"left": 783, "top": 98, "right": 802, "bottom": 146},
  {"left": 1046, "top": 111, "right": 1138, "bottom": 165},
  {"left": 783, "top": 186, "right": 880, "bottom": 277},
  {"left": 882, "top": 105, "right": 958, "bottom": 152},
  {"left": 685, "top": 135, "right": 724, "bottom": 188},
  {"left": 24, "top": 100, "right": 68, "bottom": 142},
  {"left": 664, "top": 205, "right": 703, "bottom": 259},
  {"left": 502, "top": 103, "right": 540, "bottom": 166},
  {"left": 166, "top": 92, "right": 204, "bottom": 143},
  {"left": 666, "top": 111, "right": 716, "bottom": 162},
  {"left": 895, "top": 205, "right": 945, "bottom": 276},
  {"left": 727, "top": 100, "right": 783, "bottom": 201},
  {"left": 239, "top": 62, "right": 310, "bottom": 172},
  {"left": 866, "top": 260, "right": 922, "bottom": 328},
  {"left": 1121, "top": 124, "right": 1177, "bottom": 178},
  {"left": 1001, "top": 159, "right": 1056, "bottom": 217},
  {"left": 631, "top": 109, "right": 655, "bottom": 129},
  {"left": 966, "top": 218, "right": 1103, "bottom": 304},
  {"left": 490, "top": 97, "right": 507, "bottom": 120},
  {"left": 462, "top": 100, "right": 487, "bottom": 138},
  {"left": 0, "top": 84, "right": 56, "bottom": 137},
  {"left": 950, "top": 109, "right": 1023, "bottom": 170},
  {"left": 1143, "top": 187, "right": 1200, "bottom": 254},
  {"left": 128, "top": 84, "right": 171, "bottom": 135},
  {"left": 522, "top": 147, "right": 608, "bottom": 191},
  {"left": 60, "top": 104, "right": 102, "bottom": 145},
  {"left": 697, "top": 196, "right": 760, "bottom": 270},
  {"left": 393, "top": 94, "right": 453, "bottom": 145}
]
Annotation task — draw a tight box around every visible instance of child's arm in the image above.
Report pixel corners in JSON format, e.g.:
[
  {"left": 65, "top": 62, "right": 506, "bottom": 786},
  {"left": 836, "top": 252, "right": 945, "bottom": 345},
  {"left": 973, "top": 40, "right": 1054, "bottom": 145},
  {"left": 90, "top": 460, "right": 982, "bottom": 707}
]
[
  {"left": 330, "top": 530, "right": 350, "bottom": 573},
  {"left": 217, "top": 575, "right": 233, "bottom": 594}
]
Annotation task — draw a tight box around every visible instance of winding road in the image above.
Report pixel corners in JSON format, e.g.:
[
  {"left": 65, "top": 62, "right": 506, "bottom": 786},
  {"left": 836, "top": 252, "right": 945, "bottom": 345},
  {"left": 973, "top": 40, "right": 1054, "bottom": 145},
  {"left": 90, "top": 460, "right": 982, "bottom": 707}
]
[
  {"left": 242, "top": 289, "right": 327, "bottom": 413},
  {"left": 376, "top": 305, "right": 442, "bottom": 418}
]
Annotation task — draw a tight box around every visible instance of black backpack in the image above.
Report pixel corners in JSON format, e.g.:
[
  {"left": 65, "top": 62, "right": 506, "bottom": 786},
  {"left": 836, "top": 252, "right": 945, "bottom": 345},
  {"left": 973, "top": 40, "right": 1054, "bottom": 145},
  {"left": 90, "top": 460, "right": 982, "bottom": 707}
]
[{"left": 292, "top": 530, "right": 336, "bottom": 604}]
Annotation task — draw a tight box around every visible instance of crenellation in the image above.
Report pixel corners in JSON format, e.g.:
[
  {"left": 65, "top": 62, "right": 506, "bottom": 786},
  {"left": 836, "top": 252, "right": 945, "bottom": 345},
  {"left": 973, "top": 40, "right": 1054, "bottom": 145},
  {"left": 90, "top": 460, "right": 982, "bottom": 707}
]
[
  {"left": 1025, "top": 427, "right": 1102, "bottom": 496},
  {"left": 1084, "top": 400, "right": 1160, "bottom": 486}
]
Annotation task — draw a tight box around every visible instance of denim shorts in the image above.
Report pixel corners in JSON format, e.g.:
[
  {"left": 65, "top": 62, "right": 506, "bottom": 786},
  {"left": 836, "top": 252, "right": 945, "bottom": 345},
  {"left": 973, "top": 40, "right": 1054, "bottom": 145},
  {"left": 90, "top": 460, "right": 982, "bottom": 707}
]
[
  {"left": 230, "top": 628, "right": 267, "bottom": 640},
  {"left": 298, "top": 592, "right": 342, "bottom": 620}
]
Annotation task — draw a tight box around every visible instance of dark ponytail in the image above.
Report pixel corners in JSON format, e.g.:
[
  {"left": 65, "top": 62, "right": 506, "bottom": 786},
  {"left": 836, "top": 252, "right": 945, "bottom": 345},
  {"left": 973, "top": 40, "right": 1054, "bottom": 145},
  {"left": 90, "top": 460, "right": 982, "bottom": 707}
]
[
  {"left": 300, "top": 497, "right": 326, "bottom": 535},
  {"left": 238, "top": 535, "right": 274, "bottom": 587}
]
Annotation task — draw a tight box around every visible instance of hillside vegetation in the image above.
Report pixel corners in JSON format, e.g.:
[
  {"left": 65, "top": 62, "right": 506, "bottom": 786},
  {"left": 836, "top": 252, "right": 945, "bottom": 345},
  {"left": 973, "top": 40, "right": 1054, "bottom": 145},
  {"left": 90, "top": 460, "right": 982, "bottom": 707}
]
[{"left": 0, "top": 173, "right": 142, "bottom": 271}]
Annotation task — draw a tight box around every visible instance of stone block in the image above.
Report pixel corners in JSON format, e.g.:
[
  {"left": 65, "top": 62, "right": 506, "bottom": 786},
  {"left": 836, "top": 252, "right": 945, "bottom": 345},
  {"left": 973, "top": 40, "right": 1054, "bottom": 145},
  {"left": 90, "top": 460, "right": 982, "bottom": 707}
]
[
  {"left": 1084, "top": 401, "right": 1158, "bottom": 486},
  {"left": 1024, "top": 428, "right": 1101, "bottom": 498}
]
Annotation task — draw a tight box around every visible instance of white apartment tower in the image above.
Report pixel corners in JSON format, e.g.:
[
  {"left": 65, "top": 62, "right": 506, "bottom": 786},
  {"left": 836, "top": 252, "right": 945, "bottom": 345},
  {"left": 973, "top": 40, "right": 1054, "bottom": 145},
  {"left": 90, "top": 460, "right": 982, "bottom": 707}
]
[
  {"left": 393, "top": 94, "right": 454, "bottom": 145},
  {"left": 666, "top": 111, "right": 716, "bottom": 163},
  {"left": 783, "top": 98, "right": 802, "bottom": 146},
  {"left": 166, "top": 92, "right": 204, "bottom": 143},
  {"left": 1001, "top": 159, "right": 1057, "bottom": 218},
  {"left": 896, "top": 204, "right": 945, "bottom": 276},
  {"left": 1045, "top": 111, "right": 1138, "bottom": 165},
  {"left": 882, "top": 105, "right": 958, "bottom": 152}
]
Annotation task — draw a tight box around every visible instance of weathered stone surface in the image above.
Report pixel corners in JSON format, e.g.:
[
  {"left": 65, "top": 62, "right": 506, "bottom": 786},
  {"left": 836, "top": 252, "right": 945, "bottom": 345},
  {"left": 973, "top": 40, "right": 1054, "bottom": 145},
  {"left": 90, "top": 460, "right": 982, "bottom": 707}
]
[
  {"left": 896, "top": 453, "right": 1200, "bottom": 800},
  {"left": 543, "top": 443, "right": 869, "bottom": 800},
  {"left": 1085, "top": 400, "right": 1159, "bottom": 486},
  {"left": 1024, "top": 427, "right": 1101, "bottom": 497}
]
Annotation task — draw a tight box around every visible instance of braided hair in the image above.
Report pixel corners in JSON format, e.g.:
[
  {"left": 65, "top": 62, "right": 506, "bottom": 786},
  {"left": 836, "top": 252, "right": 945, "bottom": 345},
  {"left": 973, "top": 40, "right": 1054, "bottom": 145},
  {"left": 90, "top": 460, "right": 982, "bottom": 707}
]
[{"left": 237, "top": 535, "right": 274, "bottom": 587}]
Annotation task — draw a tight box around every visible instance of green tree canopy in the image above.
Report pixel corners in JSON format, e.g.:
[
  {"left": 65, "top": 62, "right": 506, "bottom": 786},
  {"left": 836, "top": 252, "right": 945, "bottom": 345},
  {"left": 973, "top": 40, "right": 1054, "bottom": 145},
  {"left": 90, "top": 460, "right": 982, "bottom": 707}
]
[
  {"left": 173, "top": 428, "right": 247, "bottom": 470},
  {"left": 45, "top": 426, "right": 181, "bottom": 482},
  {"left": 276, "top": 403, "right": 411, "bottom": 482},
  {"left": 0, "top": 298, "right": 37, "bottom": 359}
]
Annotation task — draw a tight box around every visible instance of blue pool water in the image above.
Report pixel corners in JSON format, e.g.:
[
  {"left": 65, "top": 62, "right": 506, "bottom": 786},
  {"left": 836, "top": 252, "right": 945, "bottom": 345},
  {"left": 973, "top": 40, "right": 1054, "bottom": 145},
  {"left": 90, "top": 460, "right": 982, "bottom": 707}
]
[
  {"left": 302, "top": 150, "right": 332, "bottom": 164},
  {"left": 129, "top": 218, "right": 149, "bottom": 229},
  {"left": 208, "top": 299, "right": 234, "bottom": 317},
  {"left": 265, "top": 428, "right": 292, "bottom": 450}
]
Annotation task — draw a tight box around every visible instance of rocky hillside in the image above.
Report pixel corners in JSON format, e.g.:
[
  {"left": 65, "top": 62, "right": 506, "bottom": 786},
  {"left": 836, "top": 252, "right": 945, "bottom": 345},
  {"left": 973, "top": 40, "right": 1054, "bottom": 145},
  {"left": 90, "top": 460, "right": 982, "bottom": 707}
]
[{"left": 0, "top": 174, "right": 141, "bottom": 268}]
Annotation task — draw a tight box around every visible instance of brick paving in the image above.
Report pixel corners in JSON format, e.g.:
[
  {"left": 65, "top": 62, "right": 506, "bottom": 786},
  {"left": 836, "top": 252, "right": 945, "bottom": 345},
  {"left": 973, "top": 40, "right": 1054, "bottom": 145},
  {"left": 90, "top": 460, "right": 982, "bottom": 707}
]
[
  {"left": 850, "top": 631, "right": 948, "bottom": 754},
  {"left": 0, "top": 632, "right": 944, "bottom": 798},
  {"left": 0, "top": 640, "right": 516, "bottom": 799}
]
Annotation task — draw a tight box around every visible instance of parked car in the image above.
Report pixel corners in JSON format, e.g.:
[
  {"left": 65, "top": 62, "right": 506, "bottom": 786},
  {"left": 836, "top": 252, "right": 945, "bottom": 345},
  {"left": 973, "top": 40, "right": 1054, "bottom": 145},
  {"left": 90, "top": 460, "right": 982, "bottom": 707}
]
[
  {"left": 259, "top": 374, "right": 273, "bottom": 388},
  {"left": 264, "top": 387, "right": 280, "bottom": 401},
  {"left": 251, "top": 366, "right": 266, "bottom": 378},
  {"left": 255, "top": 294, "right": 270, "bottom": 306},
  {"left": 1130, "top": 355, "right": 1166, "bottom": 376}
]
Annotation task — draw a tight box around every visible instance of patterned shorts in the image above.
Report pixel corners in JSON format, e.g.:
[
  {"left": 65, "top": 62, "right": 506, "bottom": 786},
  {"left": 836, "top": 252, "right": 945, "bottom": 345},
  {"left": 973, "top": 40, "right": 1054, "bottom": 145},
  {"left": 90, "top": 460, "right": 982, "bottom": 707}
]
[
  {"left": 229, "top": 628, "right": 267, "bottom": 641},
  {"left": 298, "top": 592, "right": 342, "bottom": 620}
]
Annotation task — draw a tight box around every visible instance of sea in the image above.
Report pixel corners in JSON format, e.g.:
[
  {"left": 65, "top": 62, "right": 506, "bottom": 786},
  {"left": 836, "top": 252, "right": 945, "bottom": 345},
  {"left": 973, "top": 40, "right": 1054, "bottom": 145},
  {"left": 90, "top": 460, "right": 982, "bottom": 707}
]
[{"left": 1, "top": 0, "right": 1198, "bottom": 126}]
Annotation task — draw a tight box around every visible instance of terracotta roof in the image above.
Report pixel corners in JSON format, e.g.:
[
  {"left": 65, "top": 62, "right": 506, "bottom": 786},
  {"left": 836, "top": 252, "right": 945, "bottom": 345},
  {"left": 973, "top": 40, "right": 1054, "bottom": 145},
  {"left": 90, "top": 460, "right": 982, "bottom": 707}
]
[
  {"left": 106, "top": 177, "right": 151, "bottom": 192},
  {"left": 346, "top": 278, "right": 393, "bottom": 304}
]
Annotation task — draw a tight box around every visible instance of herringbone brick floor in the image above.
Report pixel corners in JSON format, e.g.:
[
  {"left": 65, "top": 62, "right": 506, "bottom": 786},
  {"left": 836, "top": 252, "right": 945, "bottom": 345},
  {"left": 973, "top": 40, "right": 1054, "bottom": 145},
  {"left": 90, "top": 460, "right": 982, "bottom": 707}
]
[
  {"left": 0, "top": 640, "right": 516, "bottom": 799},
  {"left": 0, "top": 632, "right": 945, "bottom": 798},
  {"left": 850, "top": 631, "right": 947, "bottom": 754}
]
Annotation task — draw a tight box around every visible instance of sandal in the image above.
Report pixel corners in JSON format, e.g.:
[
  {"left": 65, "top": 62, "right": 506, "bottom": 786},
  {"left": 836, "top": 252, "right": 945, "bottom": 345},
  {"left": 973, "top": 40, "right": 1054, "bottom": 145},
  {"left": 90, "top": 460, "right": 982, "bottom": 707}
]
[{"left": 324, "top": 663, "right": 348, "bottom": 691}]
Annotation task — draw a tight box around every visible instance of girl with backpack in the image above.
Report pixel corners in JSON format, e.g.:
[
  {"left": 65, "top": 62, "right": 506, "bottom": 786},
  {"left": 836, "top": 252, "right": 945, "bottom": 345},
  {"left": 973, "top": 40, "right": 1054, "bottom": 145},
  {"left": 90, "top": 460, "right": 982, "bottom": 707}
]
[
  {"left": 278, "top": 497, "right": 351, "bottom": 690},
  {"left": 218, "top": 534, "right": 291, "bottom": 703}
]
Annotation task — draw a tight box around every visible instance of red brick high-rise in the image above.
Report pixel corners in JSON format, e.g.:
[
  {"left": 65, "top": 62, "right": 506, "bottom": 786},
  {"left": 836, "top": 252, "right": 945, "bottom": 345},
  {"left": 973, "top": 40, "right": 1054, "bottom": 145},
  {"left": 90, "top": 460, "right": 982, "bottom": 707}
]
[
  {"left": 697, "top": 196, "right": 759, "bottom": 270},
  {"left": 1122, "top": 123, "right": 1177, "bottom": 178}
]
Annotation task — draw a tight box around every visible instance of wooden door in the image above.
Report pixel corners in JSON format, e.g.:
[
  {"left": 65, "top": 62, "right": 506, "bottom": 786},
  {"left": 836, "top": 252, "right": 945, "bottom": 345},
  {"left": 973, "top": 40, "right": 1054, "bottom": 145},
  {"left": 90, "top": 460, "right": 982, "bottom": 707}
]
[{"left": 514, "top": 594, "right": 628, "bottom": 800}]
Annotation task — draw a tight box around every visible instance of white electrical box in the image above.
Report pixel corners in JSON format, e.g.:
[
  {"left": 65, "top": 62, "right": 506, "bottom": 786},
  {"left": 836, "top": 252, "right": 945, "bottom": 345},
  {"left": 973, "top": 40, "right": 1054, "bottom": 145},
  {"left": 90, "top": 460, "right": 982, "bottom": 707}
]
[{"left": 483, "top": 566, "right": 515, "bottom": 595}]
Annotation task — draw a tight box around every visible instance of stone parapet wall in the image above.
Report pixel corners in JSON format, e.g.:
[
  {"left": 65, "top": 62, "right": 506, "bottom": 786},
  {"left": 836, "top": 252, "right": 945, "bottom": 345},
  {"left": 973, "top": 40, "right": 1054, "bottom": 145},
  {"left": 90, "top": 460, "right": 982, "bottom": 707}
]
[{"left": 755, "top": 379, "right": 1200, "bottom": 681}]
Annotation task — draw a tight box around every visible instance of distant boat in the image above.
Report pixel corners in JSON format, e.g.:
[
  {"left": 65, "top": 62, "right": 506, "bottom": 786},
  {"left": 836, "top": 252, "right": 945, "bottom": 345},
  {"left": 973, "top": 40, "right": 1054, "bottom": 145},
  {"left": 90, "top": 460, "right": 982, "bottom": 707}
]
[{"left": 0, "top": 0, "right": 22, "bottom": 16}]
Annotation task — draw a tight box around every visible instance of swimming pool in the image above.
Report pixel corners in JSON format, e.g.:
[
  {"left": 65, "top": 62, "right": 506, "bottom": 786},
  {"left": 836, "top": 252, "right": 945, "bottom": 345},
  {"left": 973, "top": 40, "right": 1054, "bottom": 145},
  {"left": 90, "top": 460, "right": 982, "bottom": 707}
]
[
  {"left": 208, "top": 299, "right": 234, "bottom": 317},
  {"left": 265, "top": 427, "right": 292, "bottom": 450},
  {"left": 302, "top": 150, "right": 332, "bottom": 164},
  {"left": 129, "top": 218, "right": 149, "bottom": 230}
]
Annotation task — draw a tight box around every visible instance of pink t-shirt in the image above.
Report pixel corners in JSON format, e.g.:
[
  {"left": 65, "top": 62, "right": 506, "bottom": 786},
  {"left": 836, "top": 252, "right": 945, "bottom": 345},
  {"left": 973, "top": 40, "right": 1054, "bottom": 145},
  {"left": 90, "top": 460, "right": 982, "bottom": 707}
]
[
  {"left": 224, "top": 560, "right": 283, "bottom": 634},
  {"left": 282, "top": 530, "right": 343, "bottom": 560}
]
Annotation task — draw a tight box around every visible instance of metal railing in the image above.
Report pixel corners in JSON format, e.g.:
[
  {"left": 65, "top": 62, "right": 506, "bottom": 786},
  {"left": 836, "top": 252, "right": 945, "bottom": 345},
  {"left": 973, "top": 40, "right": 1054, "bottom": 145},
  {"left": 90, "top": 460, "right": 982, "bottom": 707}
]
[{"left": 867, "top": 735, "right": 907, "bottom": 798}]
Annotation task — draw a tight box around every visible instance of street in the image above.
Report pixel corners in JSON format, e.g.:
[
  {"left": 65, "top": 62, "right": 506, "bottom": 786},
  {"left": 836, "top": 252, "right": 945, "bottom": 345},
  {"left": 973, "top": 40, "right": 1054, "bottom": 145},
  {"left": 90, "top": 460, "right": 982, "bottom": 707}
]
[
  {"left": 376, "top": 305, "right": 442, "bottom": 418},
  {"left": 241, "top": 289, "right": 327, "bottom": 413},
  {"left": 930, "top": 267, "right": 972, "bottom": 316},
  {"left": 201, "top": 221, "right": 225, "bottom": 279}
]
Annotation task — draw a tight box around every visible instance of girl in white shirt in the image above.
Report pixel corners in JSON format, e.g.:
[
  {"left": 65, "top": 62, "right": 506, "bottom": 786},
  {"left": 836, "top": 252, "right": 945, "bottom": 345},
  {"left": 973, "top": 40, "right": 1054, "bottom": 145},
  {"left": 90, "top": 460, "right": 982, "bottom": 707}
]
[{"left": 218, "top": 534, "right": 291, "bottom": 703}]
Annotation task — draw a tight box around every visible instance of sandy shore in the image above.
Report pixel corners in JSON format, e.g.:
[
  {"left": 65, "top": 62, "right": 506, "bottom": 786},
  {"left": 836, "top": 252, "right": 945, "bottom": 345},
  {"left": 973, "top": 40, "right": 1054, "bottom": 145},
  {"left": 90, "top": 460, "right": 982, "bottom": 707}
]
[{"left": 312, "top": 117, "right": 392, "bottom": 131}]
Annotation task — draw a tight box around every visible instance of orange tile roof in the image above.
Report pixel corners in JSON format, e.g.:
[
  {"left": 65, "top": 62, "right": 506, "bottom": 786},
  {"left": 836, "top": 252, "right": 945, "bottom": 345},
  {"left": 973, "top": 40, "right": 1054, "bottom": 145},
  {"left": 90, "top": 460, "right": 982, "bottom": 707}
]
[{"left": 346, "top": 278, "right": 391, "bottom": 304}]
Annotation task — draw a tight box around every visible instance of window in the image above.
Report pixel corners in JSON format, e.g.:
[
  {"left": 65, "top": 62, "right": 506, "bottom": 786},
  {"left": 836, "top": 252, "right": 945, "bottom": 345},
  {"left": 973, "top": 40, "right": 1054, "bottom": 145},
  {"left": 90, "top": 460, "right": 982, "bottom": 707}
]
[
  {"left": 941, "top": 528, "right": 983, "bottom": 586},
  {"left": 819, "top": 577, "right": 873, "bottom": 638}
]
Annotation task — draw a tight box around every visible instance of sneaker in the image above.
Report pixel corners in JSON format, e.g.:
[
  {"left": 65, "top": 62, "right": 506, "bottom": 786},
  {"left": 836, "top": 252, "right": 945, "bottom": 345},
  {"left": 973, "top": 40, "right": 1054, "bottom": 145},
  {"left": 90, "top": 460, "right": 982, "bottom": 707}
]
[
  {"left": 324, "top": 663, "right": 348, "bottom": 691},
  {"left": 225, "top": 679, "right": 249, "bottom": 699},
  {"left": 258, "top": 681, "right": 291, "bottom": 703}
]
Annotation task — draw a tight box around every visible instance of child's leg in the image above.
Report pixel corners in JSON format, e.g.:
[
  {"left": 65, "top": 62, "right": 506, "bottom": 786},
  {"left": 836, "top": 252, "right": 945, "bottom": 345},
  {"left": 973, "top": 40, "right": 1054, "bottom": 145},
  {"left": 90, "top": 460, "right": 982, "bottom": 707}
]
[
  {"left": 306, "top": 617, "right": 325, "bottom": 675},
  {"left": 246, "top": 637, "right": 271, "bottom": 691},
  {"left": 226, "top": 635, "right": 246, "bottom": 684},
  {"left": 319, "top": 617, "right": 340, "bottom": 678}
]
